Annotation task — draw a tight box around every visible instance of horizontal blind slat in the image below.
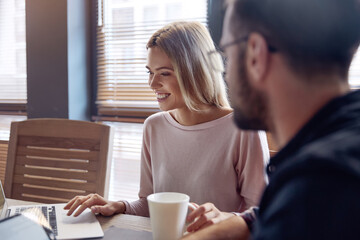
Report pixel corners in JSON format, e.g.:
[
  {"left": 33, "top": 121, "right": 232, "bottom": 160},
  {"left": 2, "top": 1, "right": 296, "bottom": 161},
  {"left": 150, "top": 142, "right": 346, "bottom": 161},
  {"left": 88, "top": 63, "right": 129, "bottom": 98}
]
[{"left": 0, "top": 0, "right": 27, "bottom": 107}]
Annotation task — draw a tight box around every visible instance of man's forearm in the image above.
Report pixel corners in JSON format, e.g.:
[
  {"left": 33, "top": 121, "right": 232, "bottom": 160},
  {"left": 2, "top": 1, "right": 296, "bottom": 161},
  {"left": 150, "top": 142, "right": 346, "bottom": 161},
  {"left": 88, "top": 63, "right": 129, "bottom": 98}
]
[{"left": 182, "top": 216, "right": 250, "bottom": 240}]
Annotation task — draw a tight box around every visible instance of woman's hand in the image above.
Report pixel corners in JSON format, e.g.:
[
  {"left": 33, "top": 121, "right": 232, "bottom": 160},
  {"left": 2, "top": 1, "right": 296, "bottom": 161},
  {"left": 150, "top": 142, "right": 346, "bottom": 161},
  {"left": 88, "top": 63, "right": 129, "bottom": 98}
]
[
  {"left": 186, "top": 202, "right": 235, "bottom": 232},
  {"left": 64, "top": 193, "right": 125, "bottom": 217},
  {"left": 182, "top": 216, "right": 250, "bottom": 240}
]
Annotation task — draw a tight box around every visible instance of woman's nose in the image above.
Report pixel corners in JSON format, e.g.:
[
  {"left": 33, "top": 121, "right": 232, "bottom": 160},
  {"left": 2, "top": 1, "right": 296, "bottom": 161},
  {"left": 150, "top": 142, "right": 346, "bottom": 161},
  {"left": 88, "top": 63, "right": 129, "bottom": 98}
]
[{"left": 149, "top": 74, "right": 160, "bottom": 89}]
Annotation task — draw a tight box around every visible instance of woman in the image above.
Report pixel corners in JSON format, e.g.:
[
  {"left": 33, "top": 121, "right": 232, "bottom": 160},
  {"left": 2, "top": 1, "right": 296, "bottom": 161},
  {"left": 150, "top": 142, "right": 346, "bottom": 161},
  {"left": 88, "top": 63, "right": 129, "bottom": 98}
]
[{"left": 65, "top": 21, "right": 269, "bottom": 232}]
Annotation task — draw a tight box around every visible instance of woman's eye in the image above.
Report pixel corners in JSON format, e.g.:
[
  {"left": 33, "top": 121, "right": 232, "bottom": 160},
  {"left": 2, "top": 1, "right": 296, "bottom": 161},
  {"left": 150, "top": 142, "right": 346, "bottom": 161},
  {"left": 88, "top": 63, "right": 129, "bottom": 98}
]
[
  {"left": 147, "top": 70, "right": 153, "bottom": 75},
  {"left": 161, "top": 72, "right": 170, "bottom": 76}
]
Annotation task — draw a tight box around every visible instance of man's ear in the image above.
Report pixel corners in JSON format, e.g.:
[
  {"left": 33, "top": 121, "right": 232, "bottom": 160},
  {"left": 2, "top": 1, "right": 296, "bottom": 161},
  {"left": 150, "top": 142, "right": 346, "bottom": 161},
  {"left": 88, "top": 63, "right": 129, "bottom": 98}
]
[{"left": 245, "top": 33, "right": 270, "bottom": 88}]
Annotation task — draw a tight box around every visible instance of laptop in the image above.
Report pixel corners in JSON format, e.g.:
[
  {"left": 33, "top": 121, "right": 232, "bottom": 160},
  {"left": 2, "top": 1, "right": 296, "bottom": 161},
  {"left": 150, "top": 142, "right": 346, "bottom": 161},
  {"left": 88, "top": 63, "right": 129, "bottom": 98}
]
[{"left": 0, "top": 181, "right": 104, "bottom": 239}]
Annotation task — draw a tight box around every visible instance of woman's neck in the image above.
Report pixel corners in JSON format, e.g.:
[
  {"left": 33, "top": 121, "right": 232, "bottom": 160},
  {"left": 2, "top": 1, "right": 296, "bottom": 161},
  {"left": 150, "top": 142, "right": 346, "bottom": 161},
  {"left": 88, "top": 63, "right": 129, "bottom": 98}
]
[{"left": 169, "top": 105, "right": 233, "bottom": 126}]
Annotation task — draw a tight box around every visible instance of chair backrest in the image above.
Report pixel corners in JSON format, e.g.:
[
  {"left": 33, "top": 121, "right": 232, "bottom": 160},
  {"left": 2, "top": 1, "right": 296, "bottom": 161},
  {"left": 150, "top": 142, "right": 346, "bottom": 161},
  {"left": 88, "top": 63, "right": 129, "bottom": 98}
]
[
  {"left": 266, "top": 132, "right": 278, "bottom": 157},
  {"left": 4, "top": 118, "right": 112, "bottom": 203}
]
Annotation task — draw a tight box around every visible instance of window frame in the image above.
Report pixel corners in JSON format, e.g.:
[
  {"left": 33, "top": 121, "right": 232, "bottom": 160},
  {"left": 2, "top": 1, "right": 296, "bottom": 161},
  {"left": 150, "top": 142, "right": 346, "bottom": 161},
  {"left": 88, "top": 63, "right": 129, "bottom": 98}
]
[{"left": 93, "top": 0, "right": 211, "bottom": 121}]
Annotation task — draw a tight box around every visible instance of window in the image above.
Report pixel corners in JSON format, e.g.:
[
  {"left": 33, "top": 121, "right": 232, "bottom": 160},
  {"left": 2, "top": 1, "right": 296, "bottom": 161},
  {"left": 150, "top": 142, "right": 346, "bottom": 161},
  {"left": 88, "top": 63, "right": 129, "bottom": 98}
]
[
  {"left": 0, "top": 0, "right": 27, "bottom": 113},
  {"left": 96, "top": 0, "right": 207, "bottom": 119},
  {"left": 349, "top": 49, "right": 360, "bottom": 89},
  {"left": 97, "top": 0, "right": 208, "bottom": 201},
  {"left": 106, "top": 121, "right": 143, "bottom": 201},
  {"left": 0, "top": 0, "right": 27, "bottom": 183}
]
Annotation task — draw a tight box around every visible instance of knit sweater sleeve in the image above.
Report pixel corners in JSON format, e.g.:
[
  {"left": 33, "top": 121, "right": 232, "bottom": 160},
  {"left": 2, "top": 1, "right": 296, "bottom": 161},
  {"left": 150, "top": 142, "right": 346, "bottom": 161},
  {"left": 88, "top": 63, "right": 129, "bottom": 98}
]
[{"left": 236, "top": 130, "right": 269, "bottom": 211}]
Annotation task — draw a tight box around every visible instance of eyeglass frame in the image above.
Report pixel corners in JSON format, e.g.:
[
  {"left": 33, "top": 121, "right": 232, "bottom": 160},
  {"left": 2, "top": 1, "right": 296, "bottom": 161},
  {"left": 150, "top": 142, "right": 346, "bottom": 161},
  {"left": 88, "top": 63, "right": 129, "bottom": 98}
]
[
  {"left": 207, "top": 36, "right": 277, "bottom": 74},
  {"left": 219, "top": 36, "right": 277, "bottom": 53}
]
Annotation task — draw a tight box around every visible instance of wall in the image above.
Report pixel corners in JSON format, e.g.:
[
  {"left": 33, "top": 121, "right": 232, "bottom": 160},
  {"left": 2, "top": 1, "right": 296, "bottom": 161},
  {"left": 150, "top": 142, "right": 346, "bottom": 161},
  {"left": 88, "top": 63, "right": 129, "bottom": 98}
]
[{"left": 26, "top": 0, "right": 93, "bottom": 120}]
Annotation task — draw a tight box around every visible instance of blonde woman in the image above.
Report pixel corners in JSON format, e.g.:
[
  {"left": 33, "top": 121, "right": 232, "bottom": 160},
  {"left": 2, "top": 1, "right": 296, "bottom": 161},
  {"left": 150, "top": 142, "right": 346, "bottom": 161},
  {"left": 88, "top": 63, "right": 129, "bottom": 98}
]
[{"left": 65, "top": 21, "right": 269, "bottom": 232}]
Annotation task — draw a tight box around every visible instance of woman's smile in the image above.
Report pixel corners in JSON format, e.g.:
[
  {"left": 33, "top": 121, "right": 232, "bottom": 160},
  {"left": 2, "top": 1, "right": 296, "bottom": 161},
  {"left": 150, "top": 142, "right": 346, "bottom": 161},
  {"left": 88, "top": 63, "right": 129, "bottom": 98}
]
[{"left": 156, "top": 92, "right": 171, "bottom": 101}]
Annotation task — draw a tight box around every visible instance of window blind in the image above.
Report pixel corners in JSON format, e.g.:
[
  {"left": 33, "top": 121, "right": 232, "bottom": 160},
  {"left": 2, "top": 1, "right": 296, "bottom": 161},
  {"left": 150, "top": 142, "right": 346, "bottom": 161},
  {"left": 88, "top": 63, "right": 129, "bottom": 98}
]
[
  {"left": 0, "top": 0, "right": 27, "bottom": 112},
  {"left": 104, "top": 121, "right": 143, "bottom": 201},
  {"left": 349, "top": 49, "right": 360, "bottom": 89},
  {"left": 0, "top": 115, "right": 26, "bottom": 183},
  {"left": 96, "top": 0, "right": 208, "bottom": 118}
]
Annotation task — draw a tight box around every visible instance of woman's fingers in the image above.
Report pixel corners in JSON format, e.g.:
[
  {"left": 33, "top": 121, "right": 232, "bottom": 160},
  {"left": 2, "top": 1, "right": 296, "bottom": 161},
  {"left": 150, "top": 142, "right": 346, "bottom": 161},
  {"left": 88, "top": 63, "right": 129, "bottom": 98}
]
[
  {"left": 63, "top": 196, "right": 79, "bottom": 210},
  {"left": 188, "top": 202, "right": 199, "bottom": 212},
  {"left": 65, "top": 194, "right": 107, "bottom": 216},
  {"left": 73, "top": 197, "right": 94, "bottom": 217},
  {"left": 66, "top": 195, "right": 88, "bottom": 216},
  {"left": 187, "top": 203, "right": 213, "bottom": 222},
  {"left": 185, "top": 202, "right": 236, "bottom": 232},
  {"left": 186, "top": 203, "right": 220, "bottom": 232},
  {"left": 187, "top": 210, "right": 218, "bottom": 232}
]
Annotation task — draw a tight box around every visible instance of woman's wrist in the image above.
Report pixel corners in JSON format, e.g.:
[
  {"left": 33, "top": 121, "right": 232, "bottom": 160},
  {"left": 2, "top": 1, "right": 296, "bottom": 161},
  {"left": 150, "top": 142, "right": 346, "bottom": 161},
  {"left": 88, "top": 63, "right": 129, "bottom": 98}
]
[{"left": 112, "top": 201, "right": 126, "bottom": 214}]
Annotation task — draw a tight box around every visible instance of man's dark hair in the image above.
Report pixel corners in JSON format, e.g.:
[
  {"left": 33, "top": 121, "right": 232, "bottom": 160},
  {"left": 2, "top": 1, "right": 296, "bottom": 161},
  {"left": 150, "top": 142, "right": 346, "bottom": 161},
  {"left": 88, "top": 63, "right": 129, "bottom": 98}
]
[{"left": 232, "top": 0, "right": 360, "bottom": 80}]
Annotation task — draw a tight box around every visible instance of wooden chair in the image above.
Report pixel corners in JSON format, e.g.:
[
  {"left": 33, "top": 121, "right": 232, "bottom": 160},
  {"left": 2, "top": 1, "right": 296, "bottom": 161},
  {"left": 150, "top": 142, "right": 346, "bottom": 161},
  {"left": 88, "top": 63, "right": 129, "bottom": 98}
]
[
  {"left": 266, "top": 132, "right": 278, "bottom": 157},
  {"left": 4, "top": 118, "right": 112, "bottom": 203},
  {"left": 0, "top": 140, "right": 8, "bottom": 184}
]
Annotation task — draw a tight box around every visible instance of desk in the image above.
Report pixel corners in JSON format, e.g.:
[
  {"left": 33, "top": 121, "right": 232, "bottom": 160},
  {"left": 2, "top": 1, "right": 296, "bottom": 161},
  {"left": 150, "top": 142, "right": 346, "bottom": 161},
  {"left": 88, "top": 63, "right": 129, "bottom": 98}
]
[{"left": 7, "top": 199, "right": 152, "bottom": 232}]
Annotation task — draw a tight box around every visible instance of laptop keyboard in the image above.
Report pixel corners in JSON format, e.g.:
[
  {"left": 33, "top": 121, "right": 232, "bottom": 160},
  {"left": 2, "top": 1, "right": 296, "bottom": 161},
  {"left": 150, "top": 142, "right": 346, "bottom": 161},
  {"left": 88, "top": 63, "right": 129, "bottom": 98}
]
[{"left": 15, "top": 206, "right": 58, "bottom": 236}]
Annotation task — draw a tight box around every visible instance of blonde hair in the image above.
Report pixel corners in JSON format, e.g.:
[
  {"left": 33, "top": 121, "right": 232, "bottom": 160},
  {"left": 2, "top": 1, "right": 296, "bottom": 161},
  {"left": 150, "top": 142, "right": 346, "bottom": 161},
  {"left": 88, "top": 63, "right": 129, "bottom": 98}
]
[{"left": 147, "top": 21, "right": 230, "bottom": 111}]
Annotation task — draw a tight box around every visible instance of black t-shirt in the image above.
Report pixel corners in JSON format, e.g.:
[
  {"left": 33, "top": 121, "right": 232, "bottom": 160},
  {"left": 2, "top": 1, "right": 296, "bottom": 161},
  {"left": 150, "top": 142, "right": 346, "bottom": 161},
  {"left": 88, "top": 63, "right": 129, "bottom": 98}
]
[{"left": 252, "top": 90, "right": 360, "bottom": 240}]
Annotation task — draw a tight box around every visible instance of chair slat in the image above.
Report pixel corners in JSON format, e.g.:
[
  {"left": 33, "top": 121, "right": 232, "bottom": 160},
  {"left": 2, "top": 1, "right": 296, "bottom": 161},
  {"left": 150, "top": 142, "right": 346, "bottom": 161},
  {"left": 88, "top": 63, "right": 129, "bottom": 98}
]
[
  {"left": 16, "top": 146, "right": 99, "bottom": 161},
  {"left": 13, "top": 174, "right": 97, "bottom": 192},
  {"left": 16, "top": 120, "right": 107, "bottom": 139},
  {"left": 11, "top": 192, "right": 69, "bottom": 204},
  {"left": 16, "top": 156, "right": 99, "bottom": 171},
  {"left": 14, "top": 165, "right": 97, "bottom": 181},
  {"left": 12, "top": 183, "right": 92, "bottom": 200},
  {"left": 18, "top": 135, "right": 101, "bottom": 151}
]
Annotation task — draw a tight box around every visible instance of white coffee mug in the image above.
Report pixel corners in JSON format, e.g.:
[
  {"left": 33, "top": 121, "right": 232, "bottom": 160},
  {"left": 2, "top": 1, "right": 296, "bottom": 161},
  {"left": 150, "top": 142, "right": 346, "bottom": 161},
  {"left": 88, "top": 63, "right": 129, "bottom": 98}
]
[{"left": 147, "top": 192, "right": 196, "bottom": 240}]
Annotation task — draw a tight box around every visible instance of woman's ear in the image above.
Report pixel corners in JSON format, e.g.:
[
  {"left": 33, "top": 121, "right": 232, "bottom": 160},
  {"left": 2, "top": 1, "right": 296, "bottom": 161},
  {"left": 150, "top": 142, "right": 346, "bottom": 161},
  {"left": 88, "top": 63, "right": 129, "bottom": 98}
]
[{"left": 245, "top": 33, "right": 271, "bottom": 88}]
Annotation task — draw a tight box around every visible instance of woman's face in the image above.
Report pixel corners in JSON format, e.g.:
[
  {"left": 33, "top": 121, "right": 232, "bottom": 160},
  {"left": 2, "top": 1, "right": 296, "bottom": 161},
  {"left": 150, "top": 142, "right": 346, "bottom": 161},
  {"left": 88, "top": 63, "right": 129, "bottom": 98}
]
[{"left": 146, "top": 47, "right": 186, "bottom": 111}]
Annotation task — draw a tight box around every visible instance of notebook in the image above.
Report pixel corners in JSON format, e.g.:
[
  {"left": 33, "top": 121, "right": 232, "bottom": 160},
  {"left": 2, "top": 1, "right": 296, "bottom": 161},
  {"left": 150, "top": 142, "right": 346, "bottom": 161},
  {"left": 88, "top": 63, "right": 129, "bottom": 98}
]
[
  {"left": 0, "top": 181, "right": 104, "bottom": 239},
  {"left": 0, "top": 214, "right": 53, "bottom": 240}
]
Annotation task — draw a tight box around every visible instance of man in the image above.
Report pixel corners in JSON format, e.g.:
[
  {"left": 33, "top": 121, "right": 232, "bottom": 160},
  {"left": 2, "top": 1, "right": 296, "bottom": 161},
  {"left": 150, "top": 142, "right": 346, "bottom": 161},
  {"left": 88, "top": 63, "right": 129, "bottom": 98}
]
[{"left": 183, "top": 0, "right": 360, "bottom": 239}]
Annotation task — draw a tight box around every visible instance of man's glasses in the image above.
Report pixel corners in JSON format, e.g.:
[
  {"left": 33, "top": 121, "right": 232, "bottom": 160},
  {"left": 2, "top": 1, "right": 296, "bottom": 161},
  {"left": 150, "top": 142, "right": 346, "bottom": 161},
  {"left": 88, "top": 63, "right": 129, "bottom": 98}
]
[{"left": 208, "top": 36, "right": 277, "bottom": 74}]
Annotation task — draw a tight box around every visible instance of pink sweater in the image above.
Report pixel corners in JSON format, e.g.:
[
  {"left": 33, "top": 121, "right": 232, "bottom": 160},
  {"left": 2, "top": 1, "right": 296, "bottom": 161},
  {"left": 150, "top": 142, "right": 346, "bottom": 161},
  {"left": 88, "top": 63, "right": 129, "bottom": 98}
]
[{"left": 124, "top": 112, "right": 269, "bottom": 217}]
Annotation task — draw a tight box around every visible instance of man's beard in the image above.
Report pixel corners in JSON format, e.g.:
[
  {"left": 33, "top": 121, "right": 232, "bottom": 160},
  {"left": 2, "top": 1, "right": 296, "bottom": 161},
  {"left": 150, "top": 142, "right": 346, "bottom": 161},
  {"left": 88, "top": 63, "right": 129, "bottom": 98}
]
[{"left": 231, "top": 51, "right": 269, "bottom": 131}]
